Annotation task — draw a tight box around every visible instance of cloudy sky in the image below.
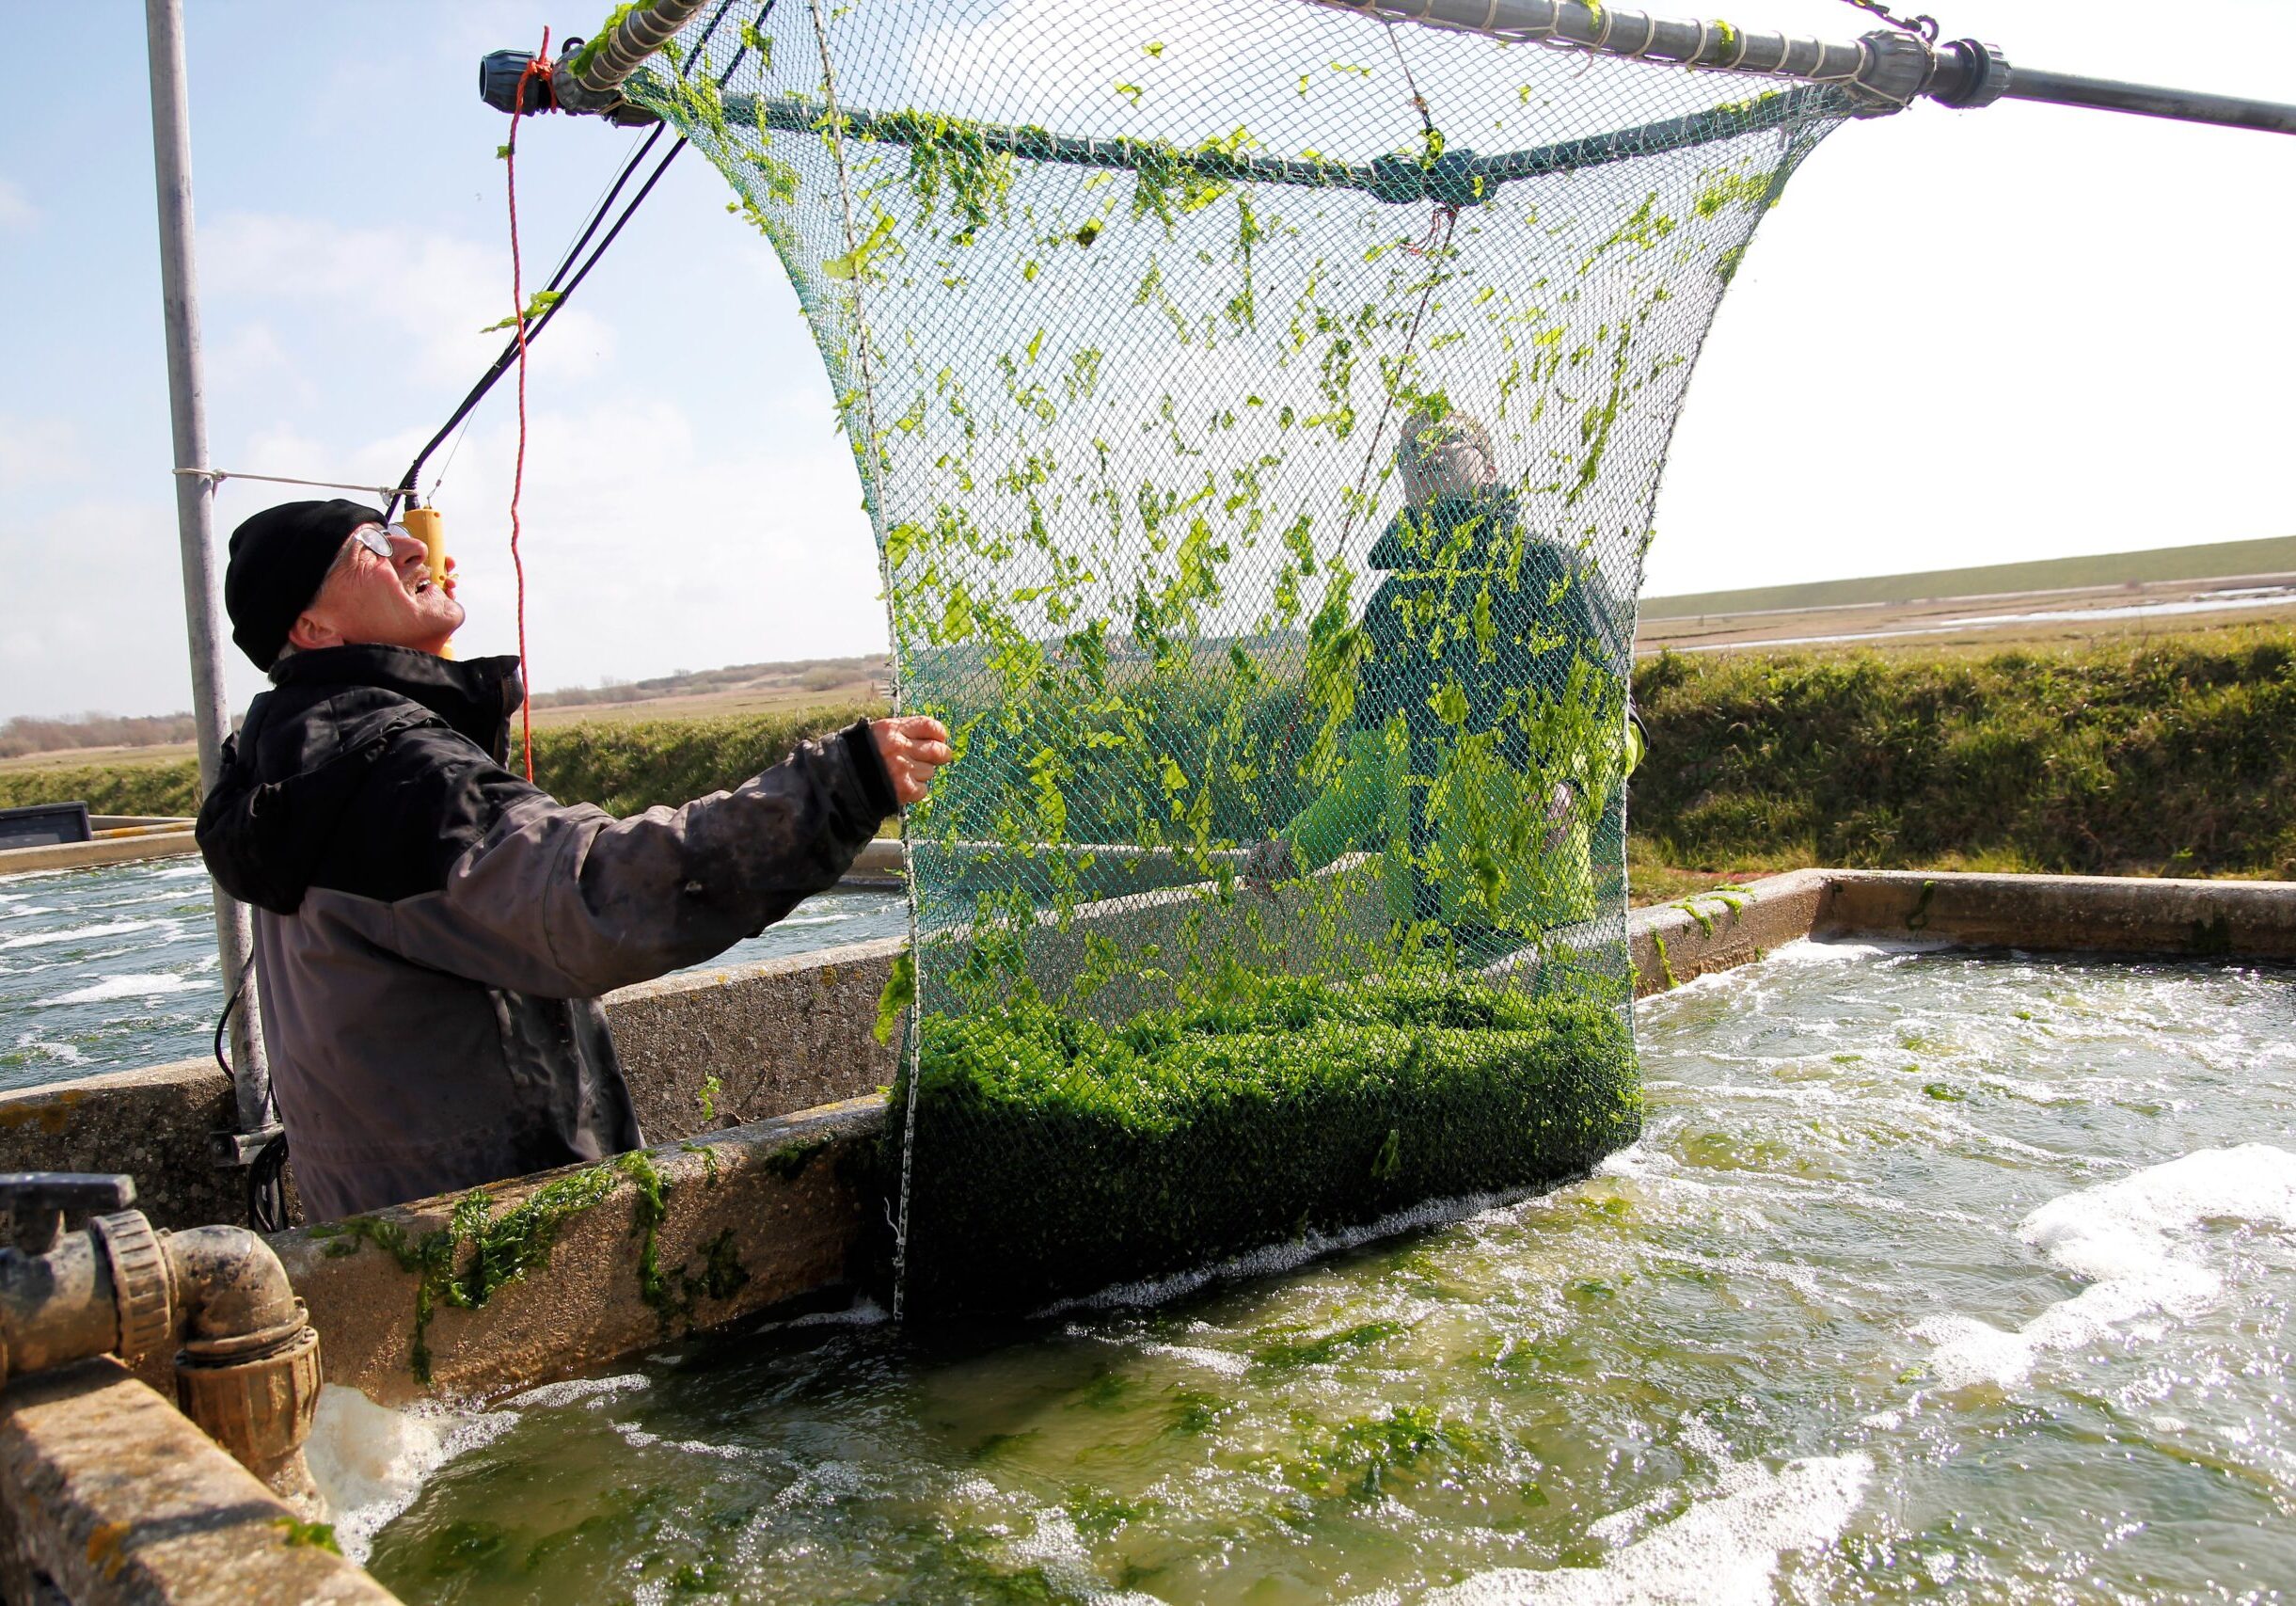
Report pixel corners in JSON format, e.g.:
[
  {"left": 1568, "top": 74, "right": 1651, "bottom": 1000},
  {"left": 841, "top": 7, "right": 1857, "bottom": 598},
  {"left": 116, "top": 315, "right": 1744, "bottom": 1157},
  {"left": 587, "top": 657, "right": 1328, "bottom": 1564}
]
[{"left": 1, "top": 0, "right": 2288, "bottom": 719}]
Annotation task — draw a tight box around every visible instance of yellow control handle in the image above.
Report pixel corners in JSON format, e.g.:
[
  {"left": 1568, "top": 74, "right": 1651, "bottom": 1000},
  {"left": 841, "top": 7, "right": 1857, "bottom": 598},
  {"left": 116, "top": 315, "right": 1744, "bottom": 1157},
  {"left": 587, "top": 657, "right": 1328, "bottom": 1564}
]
[{"left": 401, "top": 505, "right": 454, "bottom": 660}]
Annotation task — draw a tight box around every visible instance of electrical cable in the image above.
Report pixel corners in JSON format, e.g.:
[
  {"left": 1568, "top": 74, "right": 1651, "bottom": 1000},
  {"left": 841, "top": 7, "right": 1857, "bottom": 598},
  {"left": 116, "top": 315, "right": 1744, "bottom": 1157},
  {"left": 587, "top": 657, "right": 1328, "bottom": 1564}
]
[
  {"left": 385, "top": 0, "right": 770, "bottom": 520},
  {"left": 211, "top": 962, "right": 290, "bottom": 1232},
  {"left": 384, "top": 123, "right": 672, "bottom": 522}
]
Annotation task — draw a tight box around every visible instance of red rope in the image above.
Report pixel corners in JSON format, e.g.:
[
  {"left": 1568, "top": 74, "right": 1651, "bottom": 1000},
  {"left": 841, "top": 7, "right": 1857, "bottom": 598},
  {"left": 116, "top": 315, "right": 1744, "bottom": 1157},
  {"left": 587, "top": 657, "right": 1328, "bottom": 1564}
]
[{"left": 503, "top": 30, "right": 551, "bottom": 781}]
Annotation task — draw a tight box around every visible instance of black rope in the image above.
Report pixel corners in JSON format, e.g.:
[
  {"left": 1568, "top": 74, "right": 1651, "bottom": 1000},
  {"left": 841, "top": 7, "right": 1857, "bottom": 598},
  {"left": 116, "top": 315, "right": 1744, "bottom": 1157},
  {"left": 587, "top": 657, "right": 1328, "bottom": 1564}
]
[
  {"left": 1834, "top": 0, "right": 1941, "bottom": 43},
  {"left": 387, "top": 0, "right": 773, "bottom": 520},
  {"left": 248, "top": 1130, "right": 292, "bottom": 1234},
  {"left": 210, "top": 961, "right": 292, "bottom": 1231}
]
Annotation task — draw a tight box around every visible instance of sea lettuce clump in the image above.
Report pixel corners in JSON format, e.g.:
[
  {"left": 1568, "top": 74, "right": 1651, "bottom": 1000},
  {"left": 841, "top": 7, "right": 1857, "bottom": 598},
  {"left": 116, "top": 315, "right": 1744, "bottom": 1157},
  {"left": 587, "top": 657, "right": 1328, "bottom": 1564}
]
[{"left": 895, "top": 974, "right": 1637, "bottom": 1314}]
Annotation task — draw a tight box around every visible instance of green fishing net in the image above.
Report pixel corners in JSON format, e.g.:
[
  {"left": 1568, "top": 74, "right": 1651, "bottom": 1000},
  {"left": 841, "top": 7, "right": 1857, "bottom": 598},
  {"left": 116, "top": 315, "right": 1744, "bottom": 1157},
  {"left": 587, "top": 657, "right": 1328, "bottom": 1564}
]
[{"left": 626, "top": 0, "right": 1844, "bottom": 1315}]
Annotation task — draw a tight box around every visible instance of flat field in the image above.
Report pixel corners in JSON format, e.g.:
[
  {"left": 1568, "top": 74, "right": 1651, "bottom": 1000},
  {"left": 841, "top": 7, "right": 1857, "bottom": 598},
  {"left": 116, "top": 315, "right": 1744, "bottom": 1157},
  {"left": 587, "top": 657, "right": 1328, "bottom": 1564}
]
[{"left": 8, "top": 625, "right": 2290, "bottom": 908}]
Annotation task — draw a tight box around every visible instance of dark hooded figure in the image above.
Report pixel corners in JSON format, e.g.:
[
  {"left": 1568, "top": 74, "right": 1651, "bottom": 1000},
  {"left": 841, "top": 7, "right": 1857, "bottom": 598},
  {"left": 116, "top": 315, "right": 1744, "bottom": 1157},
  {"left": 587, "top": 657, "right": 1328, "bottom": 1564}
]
[{"left": 1252, "top": 412, "right": 1632, "bottom": 941}]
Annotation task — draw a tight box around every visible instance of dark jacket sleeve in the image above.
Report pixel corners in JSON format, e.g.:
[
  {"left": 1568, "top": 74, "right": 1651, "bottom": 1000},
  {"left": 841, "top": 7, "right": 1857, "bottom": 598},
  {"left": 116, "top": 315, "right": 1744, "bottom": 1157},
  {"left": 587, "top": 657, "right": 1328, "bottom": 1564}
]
[{"left": 350, "top": 720, "right": 897, "bottom": 999}]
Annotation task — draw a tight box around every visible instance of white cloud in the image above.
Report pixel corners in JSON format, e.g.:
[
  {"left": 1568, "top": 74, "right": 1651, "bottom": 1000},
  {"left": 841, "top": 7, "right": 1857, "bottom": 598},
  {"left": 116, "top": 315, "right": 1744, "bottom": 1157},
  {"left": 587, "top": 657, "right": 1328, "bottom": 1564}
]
[
  {"left": 396, "top": 394, "right": 889, "bottom": 692},
  {"left": 0, "top": 178, "right": 35, "bottom": 231},
  {"left": 0, "top": 417, "right": 88, "bottom": 487},
  {"left": 205, "top": 321, "right": 303, "bottom": 401},
  {"left": 201, "top": 211, "right": 616, "bottom": 387},
  {"left": 0, "top": 497, "right": 214, "bottom": 719}
]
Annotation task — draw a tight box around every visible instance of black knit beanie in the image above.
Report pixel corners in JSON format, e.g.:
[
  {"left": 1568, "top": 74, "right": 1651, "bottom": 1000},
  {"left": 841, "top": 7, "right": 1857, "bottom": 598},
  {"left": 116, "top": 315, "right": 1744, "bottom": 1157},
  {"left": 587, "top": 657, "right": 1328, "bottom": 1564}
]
[{"left": 225, "top": 499, "right": 381, "bottom": 670}]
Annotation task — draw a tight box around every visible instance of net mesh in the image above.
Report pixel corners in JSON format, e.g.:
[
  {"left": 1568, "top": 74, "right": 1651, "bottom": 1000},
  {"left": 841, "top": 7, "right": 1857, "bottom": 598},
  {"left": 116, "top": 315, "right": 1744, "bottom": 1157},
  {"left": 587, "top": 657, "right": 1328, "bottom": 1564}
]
[{"left": 627, "top": 0, "right": 1844, "bottom": 1316}]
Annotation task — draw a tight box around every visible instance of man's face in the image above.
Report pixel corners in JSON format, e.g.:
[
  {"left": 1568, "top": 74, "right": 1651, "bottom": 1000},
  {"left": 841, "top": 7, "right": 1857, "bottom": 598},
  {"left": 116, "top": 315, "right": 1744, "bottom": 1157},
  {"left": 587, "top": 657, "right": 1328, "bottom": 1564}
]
[{"left": 286, "top": 524, "right": 464, "bottom": 658}]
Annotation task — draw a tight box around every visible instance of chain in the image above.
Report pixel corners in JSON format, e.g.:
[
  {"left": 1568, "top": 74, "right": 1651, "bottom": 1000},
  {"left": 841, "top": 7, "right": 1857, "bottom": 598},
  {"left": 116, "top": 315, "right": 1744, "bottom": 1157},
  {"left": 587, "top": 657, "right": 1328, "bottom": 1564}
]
[{"left": 1834, "top": 0, "right": 1942, "bottom": 42}]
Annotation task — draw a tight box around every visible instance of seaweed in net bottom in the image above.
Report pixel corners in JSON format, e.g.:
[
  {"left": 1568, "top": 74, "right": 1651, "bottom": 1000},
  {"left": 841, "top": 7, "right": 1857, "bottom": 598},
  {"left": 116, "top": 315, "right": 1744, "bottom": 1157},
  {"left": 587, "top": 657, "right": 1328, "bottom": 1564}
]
[{"left": 891, "top": 973, "right": 1639, "bottom": 1316}]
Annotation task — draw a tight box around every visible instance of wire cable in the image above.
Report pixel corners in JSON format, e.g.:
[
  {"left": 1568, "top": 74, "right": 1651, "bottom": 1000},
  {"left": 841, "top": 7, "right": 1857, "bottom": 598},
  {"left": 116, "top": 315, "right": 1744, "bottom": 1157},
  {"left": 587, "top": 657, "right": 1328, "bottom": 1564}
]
[{"left": 385, "top": 0, "right": 771, "bottom": 519}]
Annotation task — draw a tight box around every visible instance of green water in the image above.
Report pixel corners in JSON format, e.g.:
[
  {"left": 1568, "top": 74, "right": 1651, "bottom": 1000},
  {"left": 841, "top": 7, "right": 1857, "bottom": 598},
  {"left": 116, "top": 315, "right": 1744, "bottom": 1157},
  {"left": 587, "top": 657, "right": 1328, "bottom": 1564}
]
[{"left": 363, "top": 943, "right": 2296, "bottom": 1603}]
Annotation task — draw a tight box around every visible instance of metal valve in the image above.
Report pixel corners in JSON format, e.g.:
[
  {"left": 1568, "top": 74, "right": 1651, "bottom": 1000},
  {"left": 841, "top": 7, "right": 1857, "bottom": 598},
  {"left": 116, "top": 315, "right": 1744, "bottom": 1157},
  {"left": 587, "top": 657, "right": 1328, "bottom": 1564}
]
[{"left": 0, "top": 1172, "right": 135, "bottom": 1257}]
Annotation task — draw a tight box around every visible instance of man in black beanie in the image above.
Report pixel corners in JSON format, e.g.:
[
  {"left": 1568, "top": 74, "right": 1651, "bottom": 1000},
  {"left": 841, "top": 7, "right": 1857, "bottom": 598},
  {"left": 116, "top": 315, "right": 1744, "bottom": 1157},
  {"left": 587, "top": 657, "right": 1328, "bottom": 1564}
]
[{"left": 198, "top": 501, "right": 950, "bottom": 1220}]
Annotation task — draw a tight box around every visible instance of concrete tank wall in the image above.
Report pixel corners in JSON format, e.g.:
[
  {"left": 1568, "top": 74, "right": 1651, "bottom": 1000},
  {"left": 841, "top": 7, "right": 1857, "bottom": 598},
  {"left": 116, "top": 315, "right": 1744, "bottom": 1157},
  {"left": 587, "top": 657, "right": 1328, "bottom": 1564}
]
[{"left": 0, "top": 936, "right": 906, "bottom": 1233}]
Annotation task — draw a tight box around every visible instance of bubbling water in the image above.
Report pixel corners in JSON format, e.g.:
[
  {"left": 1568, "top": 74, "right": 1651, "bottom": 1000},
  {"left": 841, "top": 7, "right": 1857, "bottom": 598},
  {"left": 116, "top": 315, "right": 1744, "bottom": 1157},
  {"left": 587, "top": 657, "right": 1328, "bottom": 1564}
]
[{"left": 365, "top": 944, "right": 2296, "bottom": 1603}]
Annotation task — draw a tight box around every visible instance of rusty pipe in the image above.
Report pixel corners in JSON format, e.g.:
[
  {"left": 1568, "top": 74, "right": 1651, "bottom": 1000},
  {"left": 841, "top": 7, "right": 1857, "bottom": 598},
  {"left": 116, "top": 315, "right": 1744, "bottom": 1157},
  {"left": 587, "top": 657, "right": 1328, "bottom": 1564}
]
[
  {"left": 165, "top": 1224, "right": 302, "bottom": 1342},
  {"left": 0, "top": 1232, "right": 121, "bottom": 1378},
  {"left": 0, "top": 1187, "right": 323, "bottom": 1506}
]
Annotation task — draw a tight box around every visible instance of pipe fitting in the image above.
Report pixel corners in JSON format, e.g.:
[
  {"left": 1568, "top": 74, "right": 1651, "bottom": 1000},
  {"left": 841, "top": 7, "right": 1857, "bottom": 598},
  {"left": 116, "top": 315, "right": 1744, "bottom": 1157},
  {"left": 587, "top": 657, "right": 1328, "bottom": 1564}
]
[
  {"left": 163, "top": 1223, "right": 304, "bottom": 1343},
  {"left": 175, "top": 1316, "right": 324, "bottom": 1494},
  {"left": 88, "top": 1209, "right": 173, "bottom": 1364},
  {"left": 0, "top": 1177, "right": 324, "bottom": 1505},
  {"left": 161, "top": 1224, "right": 323, "bottom": 1501}
]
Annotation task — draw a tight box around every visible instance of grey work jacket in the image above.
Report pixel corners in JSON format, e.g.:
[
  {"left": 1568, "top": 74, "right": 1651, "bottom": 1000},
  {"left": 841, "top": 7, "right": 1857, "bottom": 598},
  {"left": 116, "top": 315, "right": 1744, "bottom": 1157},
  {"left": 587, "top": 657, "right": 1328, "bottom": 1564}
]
[{"left": 197, "top": 645, "right": 895, "bottom": 1220}]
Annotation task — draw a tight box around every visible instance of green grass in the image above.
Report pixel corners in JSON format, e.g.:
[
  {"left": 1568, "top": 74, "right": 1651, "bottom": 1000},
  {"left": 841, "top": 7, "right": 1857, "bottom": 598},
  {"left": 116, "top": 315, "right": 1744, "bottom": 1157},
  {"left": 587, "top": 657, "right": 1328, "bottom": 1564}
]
[
  {"left": 894, "top": 973, "right": 1639, "bottom": 1315},
  {"left": 1629, "top": 625, "right": 2296, "bottom": 879},
  {"left": 11, "top": 626, "right": 2296, "bottom": 884}
]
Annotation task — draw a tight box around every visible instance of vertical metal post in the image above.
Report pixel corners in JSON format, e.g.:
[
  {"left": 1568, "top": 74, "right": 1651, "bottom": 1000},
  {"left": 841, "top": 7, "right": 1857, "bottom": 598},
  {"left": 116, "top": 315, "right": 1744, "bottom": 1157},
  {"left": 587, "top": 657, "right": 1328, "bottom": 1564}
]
[{"left": 144, "top": 0, "right": 271, "bottom": 1140}]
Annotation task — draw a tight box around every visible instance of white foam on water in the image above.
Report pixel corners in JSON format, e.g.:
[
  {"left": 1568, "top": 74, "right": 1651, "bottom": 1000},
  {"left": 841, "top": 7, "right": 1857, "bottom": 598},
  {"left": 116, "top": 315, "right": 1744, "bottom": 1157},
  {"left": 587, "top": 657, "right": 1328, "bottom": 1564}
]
[
  {"left": 775, "top": 1457, "right": 875, "bottom": 1508},
  {"left": 613, "top": 1421, "right": 752, "bottom": 1460},
  {"left": 1764, "top": 938, "right": 1942, "bottom": 967},
  {"left": 36, "top": 972, "right": 201, "bottom": 1006},
  {"left": 1042, "top": 1185, "right": 1527, "bottom": 1315},
  {"left": 499, "top": 1371, "right": 652, "bottom": 1409},
  {"left": 306, "top": 1386, "right": 517, "bottom": 1566},
  {"left": 1916, "top": 1144, "right": 2296, "bottom": 1391},
  {"left": 784, "top": 1296, "right": 891, "bottom": 1328},
  {"left": 1426, "top": 1453, "right": 1872, "bottom": 1606},
  {"left": 1007, "top": 1506, "right": 1170, "bottom": 1605},
  {"left": 0, "top": 919, "right": 160, "bottom": 950},
  {"left": 1138, "top": 1341, "right": 1251, "bottom": 1376}
]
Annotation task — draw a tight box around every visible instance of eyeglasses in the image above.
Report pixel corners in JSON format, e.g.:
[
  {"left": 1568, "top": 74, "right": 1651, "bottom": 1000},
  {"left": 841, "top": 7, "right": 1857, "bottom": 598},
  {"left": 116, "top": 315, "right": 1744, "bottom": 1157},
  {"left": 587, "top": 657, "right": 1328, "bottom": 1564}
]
[{"left": 348, "top": 523, "right": 412, "bottom": 561}]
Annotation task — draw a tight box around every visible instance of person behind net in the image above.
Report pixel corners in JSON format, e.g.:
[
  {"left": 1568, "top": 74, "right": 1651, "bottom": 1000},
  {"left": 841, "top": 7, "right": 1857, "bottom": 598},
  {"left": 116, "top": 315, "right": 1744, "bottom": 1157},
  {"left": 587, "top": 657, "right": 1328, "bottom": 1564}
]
[
  {"left": 1246, "top": 410, "right": 1633, "bottom": 953},
  {"left": 197, "top": 501, "right": 952, "bottom": 1221}
]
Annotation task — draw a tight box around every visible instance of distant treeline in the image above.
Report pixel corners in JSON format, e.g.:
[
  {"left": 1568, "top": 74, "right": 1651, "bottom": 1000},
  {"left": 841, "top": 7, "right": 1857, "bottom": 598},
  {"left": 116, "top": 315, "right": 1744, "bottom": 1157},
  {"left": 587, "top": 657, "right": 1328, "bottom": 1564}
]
[
  {"left": 525, "top": 654, "right": 889, "bottom": 710},
  {"left": 0, "top": 703, "right": 888, "bottom": 821},
  {"left": 0, "top": 656, "right": 893, "bottom": 757},
  {"left": 6, "top": 630, "right": 2292, "bottom": 880},
  {"left": 0, "top": 712, "right": 202, "bottom": 760}
]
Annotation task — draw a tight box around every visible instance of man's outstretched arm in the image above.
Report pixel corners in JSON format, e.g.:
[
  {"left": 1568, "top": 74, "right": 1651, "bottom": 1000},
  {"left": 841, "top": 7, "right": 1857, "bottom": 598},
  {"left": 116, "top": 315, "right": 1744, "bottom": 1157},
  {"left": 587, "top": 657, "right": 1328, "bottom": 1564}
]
[{"left": 351, "top": 716, "right": 950, "bottom": 999}]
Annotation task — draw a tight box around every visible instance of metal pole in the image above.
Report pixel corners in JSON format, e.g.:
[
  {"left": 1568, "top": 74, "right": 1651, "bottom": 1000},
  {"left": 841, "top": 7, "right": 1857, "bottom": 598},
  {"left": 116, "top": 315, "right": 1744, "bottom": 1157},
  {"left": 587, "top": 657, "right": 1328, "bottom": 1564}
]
[
  {"left": 144, "top": 0, "right": 272, "bottom": 1146},
  {"left": 2001, "top": 67, "right": 2296, "bottom": 137}
]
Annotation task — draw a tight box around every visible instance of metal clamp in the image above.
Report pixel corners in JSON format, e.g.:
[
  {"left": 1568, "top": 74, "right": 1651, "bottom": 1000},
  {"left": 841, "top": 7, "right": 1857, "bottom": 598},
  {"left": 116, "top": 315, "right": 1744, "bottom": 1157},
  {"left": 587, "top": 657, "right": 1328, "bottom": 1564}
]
[
  {"left": 1925, "top": 39, "right": 2014, "bottom": 109},
  {"left": 88, "top": 1211, "right": 175, "bottom": 1365}
]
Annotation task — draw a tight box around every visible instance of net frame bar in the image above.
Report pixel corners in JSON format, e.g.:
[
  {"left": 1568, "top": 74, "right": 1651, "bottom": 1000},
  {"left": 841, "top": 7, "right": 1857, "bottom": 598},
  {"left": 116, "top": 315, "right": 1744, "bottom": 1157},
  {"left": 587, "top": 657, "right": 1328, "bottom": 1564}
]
[{"left": 690, "top": 83, "right": 1840, "bottom": 201}]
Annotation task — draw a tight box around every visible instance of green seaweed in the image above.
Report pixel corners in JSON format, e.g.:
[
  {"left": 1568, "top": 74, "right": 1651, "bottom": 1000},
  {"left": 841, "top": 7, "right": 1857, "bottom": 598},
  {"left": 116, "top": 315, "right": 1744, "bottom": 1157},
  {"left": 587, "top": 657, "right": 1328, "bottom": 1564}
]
[
  {"left": 875, "top": 950, "right": 916, "bottom": 1045},
  {"left": 313, "top": 1141, "right": 750, "bottom": 1379},
  {"left": 679, "top": 1138, "right": 722, "bottom": 1185},
  {"left": 1251, "top": 1319, "right": 1407, "bottom": 1370},
  {"left": 618, "top": 1151, "right": 754, "bottom": 1330},
  {"left": 313, "top": 1163, "right": 621, "bottom": 1385},
  {"left": 763, "top": 1137, "right": 830, "bottom": 1180},
  {"left": 894, "top": 974, "right": 1638, "bottom": 1314},
  {"left": 1651, "top": 930, "right": 1680, "bottom": 990},
  {"left": 272, "top": 1517, "right": 341, "bottom": 1554},
  {"left": 566, "top": 2, "right": 651, "bottom": 80},
  {"left": 1286, "top": 1405, "right": 1480, "bottom": 1501}
]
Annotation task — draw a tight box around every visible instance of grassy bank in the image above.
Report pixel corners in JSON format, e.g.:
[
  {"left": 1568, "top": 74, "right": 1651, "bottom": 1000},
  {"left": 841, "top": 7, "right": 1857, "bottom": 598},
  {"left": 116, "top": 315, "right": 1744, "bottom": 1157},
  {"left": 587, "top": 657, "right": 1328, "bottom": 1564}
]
[
  {"left": 8, "top": 627, "right": 2292, "bottom": 883},
  {"left": 1630, "top": 625, "right": 2296, "bottom": 880}
]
